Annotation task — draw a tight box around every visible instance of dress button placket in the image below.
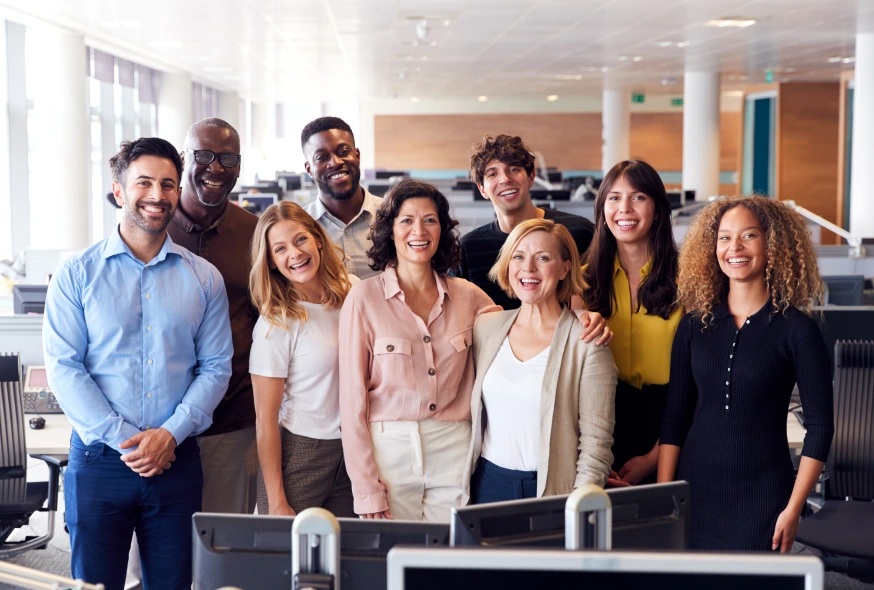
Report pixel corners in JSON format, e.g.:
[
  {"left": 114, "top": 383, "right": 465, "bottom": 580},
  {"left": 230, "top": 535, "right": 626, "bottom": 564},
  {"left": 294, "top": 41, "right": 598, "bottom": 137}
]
[{"left": 725, "top": 327, "right": 741, "bottom": 414}]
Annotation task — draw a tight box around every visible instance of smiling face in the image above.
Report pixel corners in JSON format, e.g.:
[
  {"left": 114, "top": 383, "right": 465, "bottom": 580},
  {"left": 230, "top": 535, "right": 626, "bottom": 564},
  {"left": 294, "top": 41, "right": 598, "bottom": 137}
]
[
  {"left": 603, "top": 174, "right": 656, "bottom": 249},
  {"left": 392, "top": 197, "right": 441, "bottom": 269},
  {"left": 716, "top": 205, "right": 767, "bottom": 285},
  {"left": 508, "top": 230, "right": 571, "bottom": 306},
  {"left": 267, "top": 219, "right": 324, "bottom": 294},
  {"left": 303, "top": 129, "right": 362, "bottom": 201},
  {"left": 113, "top": 155, "right": 181, "bottom": 236},
  {"left": 477, "top": 159, "right": 536, "bottom": 216},
  {"left": 181, "top": 125, "right": 240, "bottom": 209}
]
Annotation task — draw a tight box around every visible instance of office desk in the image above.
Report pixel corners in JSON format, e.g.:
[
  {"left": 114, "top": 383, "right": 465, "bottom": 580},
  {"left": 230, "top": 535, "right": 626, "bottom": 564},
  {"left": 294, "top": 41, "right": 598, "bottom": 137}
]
[{"left": 25, "top": 414, "right": 73, "bottom": 455}]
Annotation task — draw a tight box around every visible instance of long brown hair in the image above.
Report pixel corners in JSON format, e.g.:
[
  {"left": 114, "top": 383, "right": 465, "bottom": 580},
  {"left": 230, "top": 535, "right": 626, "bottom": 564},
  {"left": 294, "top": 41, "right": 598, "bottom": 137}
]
[
  {"left": 581, "top": 159, "right": 679, "bottom": 319},
  {"left": 249, "top": 201, "right": 351, "bottom": 328}
]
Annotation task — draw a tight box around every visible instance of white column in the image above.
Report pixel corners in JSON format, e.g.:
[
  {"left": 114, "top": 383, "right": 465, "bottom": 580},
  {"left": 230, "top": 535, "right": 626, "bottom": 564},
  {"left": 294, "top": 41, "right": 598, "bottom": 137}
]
[
  {"left": 850, "top": 32, "right": 874, "bottom": 238},
  {"left": 157, "top": 71, "right": 192, "bottom": 151},
  {"left": 601, "top": 89, "right": 630, "bottom": 174},
  {"left": 216, "top": 90, "right": 240, "bottom": 132},
  {"left": 28, "top": 24, "right": 89, "bottom": 250},
  {"left": 682, "top": 71, "right": 721, "bottom": 201}
]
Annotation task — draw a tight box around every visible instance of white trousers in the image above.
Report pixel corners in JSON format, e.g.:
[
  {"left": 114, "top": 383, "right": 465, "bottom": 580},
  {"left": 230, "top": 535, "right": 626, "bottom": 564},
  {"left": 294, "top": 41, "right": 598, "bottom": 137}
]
[{"left": 369, "top": 419, "right": 471, "bottom": 523}]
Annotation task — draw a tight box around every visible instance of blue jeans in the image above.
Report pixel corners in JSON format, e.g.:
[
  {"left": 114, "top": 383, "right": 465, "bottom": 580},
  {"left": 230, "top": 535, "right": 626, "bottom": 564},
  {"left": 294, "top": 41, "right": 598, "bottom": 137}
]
[
  {"left": 471, "top": 458, "right": 538, "bottom": 504},
  {"left": 65, "top": 431, "right": 202, "bottom": 590}
]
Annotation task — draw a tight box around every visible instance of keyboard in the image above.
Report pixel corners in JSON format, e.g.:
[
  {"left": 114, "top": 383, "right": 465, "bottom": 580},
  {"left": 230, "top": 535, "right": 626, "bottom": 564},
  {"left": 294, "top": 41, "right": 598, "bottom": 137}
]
[{"left": 23, "top": 388, "right": 64, "bottom": 414}]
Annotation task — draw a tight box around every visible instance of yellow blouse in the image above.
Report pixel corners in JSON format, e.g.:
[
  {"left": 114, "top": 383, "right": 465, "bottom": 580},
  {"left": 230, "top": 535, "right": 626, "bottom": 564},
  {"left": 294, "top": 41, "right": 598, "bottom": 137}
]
[{"left": 605, "top": 254, "right": 683, "bottom": 389}]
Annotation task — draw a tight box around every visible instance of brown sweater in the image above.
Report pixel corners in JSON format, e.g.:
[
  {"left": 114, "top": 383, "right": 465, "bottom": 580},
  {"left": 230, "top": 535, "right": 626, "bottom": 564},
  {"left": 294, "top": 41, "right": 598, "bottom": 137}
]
[{"left": 462, "top": 307, "right": 617, "bottom": 503}]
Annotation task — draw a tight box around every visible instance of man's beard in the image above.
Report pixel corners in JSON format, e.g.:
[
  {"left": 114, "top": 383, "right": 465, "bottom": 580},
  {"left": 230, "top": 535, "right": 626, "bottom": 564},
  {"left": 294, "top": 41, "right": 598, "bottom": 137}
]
[
  {"left": 316, "top": 168, "right": 361, "bottom": 201},
  {"left": 125, "top": 199, "right": 175, "bottom": 235}
]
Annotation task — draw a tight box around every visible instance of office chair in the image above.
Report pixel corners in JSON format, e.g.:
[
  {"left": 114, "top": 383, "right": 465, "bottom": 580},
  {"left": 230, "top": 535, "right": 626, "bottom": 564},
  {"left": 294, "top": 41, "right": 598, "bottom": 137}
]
[
  {"left": 0, "top": 353, "right": 66, "bottom": 558},
  {"left": 796, "top": 341, "right": 874, "bottom": 582}
]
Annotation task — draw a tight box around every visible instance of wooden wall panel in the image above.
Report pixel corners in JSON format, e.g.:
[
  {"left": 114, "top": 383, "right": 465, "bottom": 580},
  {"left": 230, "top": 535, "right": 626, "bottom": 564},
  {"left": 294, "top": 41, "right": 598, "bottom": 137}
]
[
  {"left": 777, "top": 82, "right": 841, "bottom": 244},
  {"left": 375, "top": 112, "right": 740, "bottom": 186},
  {"left": 374, "top": 113, "right": 603, "bottom": 172}
]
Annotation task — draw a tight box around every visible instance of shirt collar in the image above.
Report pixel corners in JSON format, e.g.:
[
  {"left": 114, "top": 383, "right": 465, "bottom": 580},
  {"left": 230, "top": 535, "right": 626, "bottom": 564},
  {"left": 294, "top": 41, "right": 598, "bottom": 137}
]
[
  {"left": 102, "top": 226, "right": 183, "bottom": 265},
  {"left": 381, "top": 265, "right": 450, "bottom": 301},
  {"left": 171, "top": 200, "right": 229, "bottom": 234},
  {"left": 713, "top": 298, "right": 774, "bottom": 325},
  {"left": 612, "top": 253, "right": 654, "bottom": 279},
  {"left": 310, "top": 187, "right": 379, "bottom": 223}
]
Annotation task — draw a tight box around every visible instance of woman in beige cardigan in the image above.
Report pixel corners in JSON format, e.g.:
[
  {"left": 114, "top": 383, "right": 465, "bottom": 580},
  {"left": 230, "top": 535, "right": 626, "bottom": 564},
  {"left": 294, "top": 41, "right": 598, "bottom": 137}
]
[{"left": 462, "top": 219, "right": 617, "bottom": 504}]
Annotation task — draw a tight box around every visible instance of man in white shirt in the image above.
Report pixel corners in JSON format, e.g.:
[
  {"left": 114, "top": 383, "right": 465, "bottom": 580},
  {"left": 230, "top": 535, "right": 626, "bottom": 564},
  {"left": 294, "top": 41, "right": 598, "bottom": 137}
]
[{"left": 301, "top": 117, "right": 383, "bottom": 279}]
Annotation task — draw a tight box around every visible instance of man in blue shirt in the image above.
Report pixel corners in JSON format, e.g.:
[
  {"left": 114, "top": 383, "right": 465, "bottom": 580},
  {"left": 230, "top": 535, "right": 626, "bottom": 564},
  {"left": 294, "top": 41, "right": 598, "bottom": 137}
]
[{"left": 43, "top": 137, "right": 232, "bottom": 589}]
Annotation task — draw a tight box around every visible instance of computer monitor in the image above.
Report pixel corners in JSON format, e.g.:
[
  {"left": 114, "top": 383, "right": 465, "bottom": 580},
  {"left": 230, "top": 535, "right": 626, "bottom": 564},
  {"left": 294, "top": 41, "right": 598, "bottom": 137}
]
[
  {"left": 822, "top": 275, "right": 865, "bottom": 306},
  {"left": 13, "top": 285, "right": 48, "bottom": 314},
  {"left": 387, "top": 547, "right": 823, "bottom": 590},
  {"left": 192, "top": 513, "right": 449, "bottom": 590},
  {"left": 816, "top": 306, "right": 874, "bottom": 373},
  {"left": 451, "top": 481, "right": 688, "bottom": 550},
  {"left": 530, "top": 188, "right": 571, "bottom": 201},
  {"left": 375, "top": 170, "right": 407, "bottom": 180},
  {"left": 666, "top": 191, "right": 684, "bottom": 209},
  {"left": 277, "top": 173, "right": 302, "bottom": 191},
  {"left": 367, "top": 183, "right": 392, "bottom": 197},
  {"left": 242, "top": 182, "right": 281, "bottom": 192},
  {"left": 238, "top": 193, "right": 280, "bottom": 214}
]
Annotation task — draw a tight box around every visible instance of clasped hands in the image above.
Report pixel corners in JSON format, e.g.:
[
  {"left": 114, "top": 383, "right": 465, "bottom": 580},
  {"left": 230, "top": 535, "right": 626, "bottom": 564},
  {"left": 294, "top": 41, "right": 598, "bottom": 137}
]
[{"left": 119, "top": 427, "right": 177, "bottom": 477}]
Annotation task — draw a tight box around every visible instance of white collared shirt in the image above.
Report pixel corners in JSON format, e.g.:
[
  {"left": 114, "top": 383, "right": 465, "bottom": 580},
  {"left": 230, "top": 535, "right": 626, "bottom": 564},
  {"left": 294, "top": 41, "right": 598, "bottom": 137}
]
[{"left": 304, "top": 189, "right": 383, "bottom": 280}]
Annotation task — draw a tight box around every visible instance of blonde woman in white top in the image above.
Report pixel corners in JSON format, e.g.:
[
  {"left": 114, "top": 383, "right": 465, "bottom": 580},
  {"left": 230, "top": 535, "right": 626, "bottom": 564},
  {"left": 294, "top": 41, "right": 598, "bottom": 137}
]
[{"left": 249, "top": 201, "right": 357, "bottom": 517}]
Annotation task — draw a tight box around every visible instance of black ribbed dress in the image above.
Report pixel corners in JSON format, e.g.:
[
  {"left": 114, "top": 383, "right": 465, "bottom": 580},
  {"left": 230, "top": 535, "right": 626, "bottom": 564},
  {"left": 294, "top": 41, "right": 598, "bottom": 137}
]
[{"left": 660, "top": 300, "right": 834, "bottom": 550}]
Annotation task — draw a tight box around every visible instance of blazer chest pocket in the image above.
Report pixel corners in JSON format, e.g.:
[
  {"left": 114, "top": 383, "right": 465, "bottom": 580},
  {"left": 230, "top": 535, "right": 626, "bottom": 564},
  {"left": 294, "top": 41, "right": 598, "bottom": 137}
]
[
  {"left": 448, "top": 327, "right": 473, "bottom": 353},
  {"left": 373, "top": 337, "right": 414, "bottom": 388}
]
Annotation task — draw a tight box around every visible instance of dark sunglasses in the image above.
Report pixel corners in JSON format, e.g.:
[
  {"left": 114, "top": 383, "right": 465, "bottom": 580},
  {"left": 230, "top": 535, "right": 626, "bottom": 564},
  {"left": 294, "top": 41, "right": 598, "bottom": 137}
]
[{"left": 186, "top": 149, "right": 241, "bottom": 168}]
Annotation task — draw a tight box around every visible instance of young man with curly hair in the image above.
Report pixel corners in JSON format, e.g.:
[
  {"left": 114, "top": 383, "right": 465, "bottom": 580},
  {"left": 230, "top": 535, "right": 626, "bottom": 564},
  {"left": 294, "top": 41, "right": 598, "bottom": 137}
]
[{"left": 458, "top": 134, "right": 595, "bottom": 310}]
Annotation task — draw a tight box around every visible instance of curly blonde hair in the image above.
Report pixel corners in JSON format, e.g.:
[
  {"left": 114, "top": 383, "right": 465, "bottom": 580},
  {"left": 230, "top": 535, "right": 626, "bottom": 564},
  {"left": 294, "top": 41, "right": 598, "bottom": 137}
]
[{"left": 677, "top": 196, "right": 823, "bottom": 325}]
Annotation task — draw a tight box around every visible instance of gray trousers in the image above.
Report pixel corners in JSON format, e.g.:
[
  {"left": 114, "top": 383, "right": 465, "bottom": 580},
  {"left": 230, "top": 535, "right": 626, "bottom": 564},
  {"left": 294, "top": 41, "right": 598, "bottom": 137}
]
[
  {"left": 256, "top": 428, "right": 354, "bottom": 517},
  {"left": 124, "top": 427, "right": 258, "bottom": 589}
]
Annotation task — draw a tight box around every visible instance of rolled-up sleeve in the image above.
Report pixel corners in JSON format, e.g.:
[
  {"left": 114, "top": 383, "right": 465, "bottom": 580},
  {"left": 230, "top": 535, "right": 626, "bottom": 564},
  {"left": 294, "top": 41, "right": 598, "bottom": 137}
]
[
  {"left": 44, "top": 263, "right": 142, "bottom": 453},
  {"left": 660, "top": 315, "right": 698, "bottom": 448},
  {"left": 338, "top": 287, "right": 386, "bottom": 515},
  {"left": 575, "top": 342, "right": 617, "bottom": 487},
  {"left": 160, "top": 270, "right": 233, "bottom": 444}
]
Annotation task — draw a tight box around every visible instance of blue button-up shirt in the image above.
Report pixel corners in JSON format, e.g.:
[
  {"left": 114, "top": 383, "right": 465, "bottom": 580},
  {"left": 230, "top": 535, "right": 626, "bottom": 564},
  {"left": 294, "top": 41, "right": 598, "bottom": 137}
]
[{"left": 43, "top": 228, "right": 233, "bottom": 454}]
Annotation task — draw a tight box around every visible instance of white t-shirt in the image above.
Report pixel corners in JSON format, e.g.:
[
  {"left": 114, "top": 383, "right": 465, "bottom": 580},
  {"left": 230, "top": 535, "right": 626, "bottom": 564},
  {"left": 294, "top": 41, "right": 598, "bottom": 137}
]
[
  {"left": 481, "top": 337, "right": 550, "bottom": 472},
  {"left": 249, "top": 301, "right": 343, "bottom": 440}
]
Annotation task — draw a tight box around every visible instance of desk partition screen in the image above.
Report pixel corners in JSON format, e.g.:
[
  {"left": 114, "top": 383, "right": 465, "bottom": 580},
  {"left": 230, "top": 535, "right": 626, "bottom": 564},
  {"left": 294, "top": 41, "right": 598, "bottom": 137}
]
[{"left": 387, "top": 547, "right": 823, "bottom": 590}]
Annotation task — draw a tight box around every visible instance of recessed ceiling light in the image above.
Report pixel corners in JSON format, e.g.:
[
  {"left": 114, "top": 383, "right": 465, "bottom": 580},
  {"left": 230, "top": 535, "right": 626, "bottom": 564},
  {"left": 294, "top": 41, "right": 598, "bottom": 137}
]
[
  {"left": 557, "top": 74, "right": 583, "bottom": 80},
  {"left": 632, "top": 56, "right": 643, "bottom": 62},
  {"left": 477, "top": 95, "right": 488, "bottom": 102},
  {"left": 411, "top": 97, "right": 419, "bottom": 103},
  {"left": 546, "top": 95, "right": 559, "bottom": 102},
  {"left": 619, "top": 56, "right": 629, "bottom": 62},
  {"left": 600, "top": 67, "right": 609, "bottom": 72},
  {"left": 705, "top": 17, "right": 757, "bottom": 28},
  {"left": 443, "top": 20, "right": 451, "bottom": 27},
  {"left": 658, "top": 41, "right": 674, "bottom": 48},
  {"left": 843, "top": 57, "right": 855, "bottom": 64},
  {"left": 676, "top": 41, "right": 690, "bottom": 48}
]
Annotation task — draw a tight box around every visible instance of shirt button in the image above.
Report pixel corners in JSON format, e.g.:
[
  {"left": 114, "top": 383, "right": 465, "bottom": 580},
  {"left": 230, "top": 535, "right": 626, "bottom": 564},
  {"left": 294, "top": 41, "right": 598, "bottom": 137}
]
[
  {"left": 726, "top": 394, "right": 729, "bottom": 398},
  {"left": 386, "top": 344, "right": 395, "bottom": 352},
  {"left": 730, "top": 355, "right": 733, "bottom": 358},
  {"left": 146, "top": 326, "right": 152, "bottom": 331},
  {"left": 727, "top": 368, "right": 731, "bottom": 372},
  {"left": 725, "top": 405, "right": 729, "bottom": 410},
  {"left": 746, "top": 320, "right": 750, "bottom": 324},
  {"left": 147, "top": 359, "right": 153, "bottom": 365},
  {"left": 423, "top": 335, "right": 431, "bottom": 343},
  {"left": 725, "top": 381, "right": 729, "bottom": 385},
  {"left": 732, "top": 343, "right": 736, "bottom": 347},
  {"left": 145, "top": 426, "right": 151, "bottom": 430},
  {"left": 147, "top": 392, "right": 153, "bottom": 398},
  {"left": 429, "top": 403, "right": 436, "bottom": 411},
  {"left": 145, "top": 294, "right": 151, "bottom": 300},
  {"left": 428, "top": 368, "right": 436, "bottom": 376}
]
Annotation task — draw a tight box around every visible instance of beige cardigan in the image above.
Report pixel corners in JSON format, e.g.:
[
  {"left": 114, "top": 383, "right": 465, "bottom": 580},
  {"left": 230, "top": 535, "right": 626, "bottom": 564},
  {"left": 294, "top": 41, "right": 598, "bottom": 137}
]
[{"left": 461, "top": 307, "right": 617, "bottom": 503}]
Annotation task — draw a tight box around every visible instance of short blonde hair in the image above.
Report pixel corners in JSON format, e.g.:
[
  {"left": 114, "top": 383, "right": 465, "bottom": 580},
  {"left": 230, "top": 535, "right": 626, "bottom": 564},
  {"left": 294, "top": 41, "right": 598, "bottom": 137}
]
[
  {"left": 488, "top": 218, "right": 585, "bottom": 304},
  {"left": 249, "top": 201, "right": 350, "bottom": 328}
]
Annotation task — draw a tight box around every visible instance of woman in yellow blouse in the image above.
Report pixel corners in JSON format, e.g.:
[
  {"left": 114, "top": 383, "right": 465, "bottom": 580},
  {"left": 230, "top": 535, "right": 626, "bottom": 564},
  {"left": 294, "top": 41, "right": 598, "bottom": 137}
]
[{"left": 581, "top": 160, "right": 682, "bottom": 486}]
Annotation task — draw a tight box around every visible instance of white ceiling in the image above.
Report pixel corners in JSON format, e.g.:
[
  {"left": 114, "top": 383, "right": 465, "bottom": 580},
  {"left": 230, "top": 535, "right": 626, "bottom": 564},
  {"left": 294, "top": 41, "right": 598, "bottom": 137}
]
[{"left": 0, "top": 0, "right": 870, "bottom": 102}]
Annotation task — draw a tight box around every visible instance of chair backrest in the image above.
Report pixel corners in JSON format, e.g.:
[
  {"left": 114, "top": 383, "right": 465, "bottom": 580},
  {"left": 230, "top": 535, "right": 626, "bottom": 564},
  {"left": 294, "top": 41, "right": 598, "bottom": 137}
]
[
  {"left": 0, "top": 353, "right": 27, "bottom": 506},
  {"left": 828, "top": 340, "right": 874, "bottom": 500}
]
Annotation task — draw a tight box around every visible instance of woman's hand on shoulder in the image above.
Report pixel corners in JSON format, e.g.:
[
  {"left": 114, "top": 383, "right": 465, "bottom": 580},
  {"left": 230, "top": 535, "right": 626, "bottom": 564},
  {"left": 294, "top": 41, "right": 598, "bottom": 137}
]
[{"left": 578, "top": 310, "right": 613, "bottom": 346}]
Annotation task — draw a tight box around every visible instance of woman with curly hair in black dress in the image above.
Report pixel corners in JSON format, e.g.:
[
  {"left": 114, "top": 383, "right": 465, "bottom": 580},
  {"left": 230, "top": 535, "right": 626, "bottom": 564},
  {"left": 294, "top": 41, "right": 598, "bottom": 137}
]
[{"left": 658, "top": 196, "right": 834, "bottom": 552}]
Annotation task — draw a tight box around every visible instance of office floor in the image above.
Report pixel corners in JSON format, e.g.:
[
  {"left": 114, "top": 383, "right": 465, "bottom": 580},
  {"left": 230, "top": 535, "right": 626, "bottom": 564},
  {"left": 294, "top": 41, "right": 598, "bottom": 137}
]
[{"left": 1, "top": 461, "right": 871, "bottom": 589}]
